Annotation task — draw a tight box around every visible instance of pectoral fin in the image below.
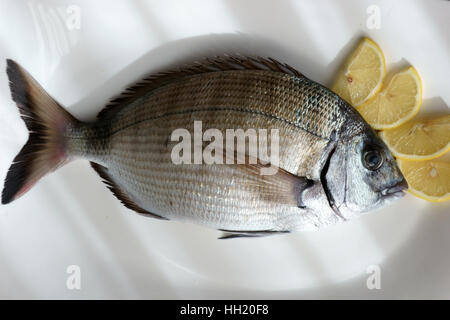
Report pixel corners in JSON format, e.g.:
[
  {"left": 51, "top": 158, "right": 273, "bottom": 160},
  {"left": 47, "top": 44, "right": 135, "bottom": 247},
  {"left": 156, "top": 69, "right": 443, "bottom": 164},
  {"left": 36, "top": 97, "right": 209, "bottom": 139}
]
[{"left": 223, "top": 151, "right": 315, "bottom": 208}]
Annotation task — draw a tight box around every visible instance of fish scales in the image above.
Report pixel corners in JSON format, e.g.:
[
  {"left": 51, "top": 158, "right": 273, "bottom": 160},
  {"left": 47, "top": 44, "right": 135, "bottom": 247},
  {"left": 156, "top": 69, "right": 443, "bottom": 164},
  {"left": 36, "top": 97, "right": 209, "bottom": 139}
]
[
  {"left": 65, "top": 69, "right": 345, "bottom": 230},
  {"left": 106, "top": 71, "right": 342, "bottom": 139}
]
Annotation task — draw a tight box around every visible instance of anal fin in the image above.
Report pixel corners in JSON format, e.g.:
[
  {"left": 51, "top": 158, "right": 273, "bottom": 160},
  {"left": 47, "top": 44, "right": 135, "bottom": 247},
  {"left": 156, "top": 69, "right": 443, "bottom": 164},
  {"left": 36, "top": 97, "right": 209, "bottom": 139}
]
[{"left": 90, "top": 162, "right": 168, "bottom": 220}]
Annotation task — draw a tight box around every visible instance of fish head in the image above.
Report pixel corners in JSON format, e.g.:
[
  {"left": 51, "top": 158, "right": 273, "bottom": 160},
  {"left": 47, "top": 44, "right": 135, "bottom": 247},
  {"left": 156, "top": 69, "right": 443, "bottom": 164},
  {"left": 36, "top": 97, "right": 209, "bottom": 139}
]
[{"left": 325, "top": 128, "right": 407, "bottom": 219}]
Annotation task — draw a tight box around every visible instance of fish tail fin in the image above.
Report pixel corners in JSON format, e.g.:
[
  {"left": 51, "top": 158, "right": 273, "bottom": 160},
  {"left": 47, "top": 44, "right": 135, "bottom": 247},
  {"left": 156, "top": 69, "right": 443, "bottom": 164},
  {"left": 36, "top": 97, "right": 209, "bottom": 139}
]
[{"left": 2, "top": 59, "right": 79, "bottom": 204}]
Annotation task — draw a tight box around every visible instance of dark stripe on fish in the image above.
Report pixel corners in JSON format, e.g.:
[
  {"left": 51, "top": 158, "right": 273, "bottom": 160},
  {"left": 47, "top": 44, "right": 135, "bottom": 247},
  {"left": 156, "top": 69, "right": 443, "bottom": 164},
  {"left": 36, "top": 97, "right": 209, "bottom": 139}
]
[
  {"left": 69, "top": 106, "right": 330, "bottom": 141},
  {"left": 320, "top": 145, "right": 346, "bottom": 221}
]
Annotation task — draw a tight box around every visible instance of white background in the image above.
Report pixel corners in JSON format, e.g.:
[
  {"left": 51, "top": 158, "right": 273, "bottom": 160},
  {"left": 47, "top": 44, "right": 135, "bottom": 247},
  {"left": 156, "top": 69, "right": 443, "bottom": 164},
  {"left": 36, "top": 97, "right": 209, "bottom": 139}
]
[{"left": 0, "top": 0, "right": 449, "bottom": 299}]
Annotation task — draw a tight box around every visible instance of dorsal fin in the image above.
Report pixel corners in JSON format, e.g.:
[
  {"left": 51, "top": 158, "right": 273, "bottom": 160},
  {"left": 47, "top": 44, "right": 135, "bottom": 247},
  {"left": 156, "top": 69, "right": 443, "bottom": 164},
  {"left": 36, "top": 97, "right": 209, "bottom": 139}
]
[
  {"left": 97, "top": 55, "right": 304, "bottom": 120},
  {"left": 90, "top": 162, "right": 168, "bottom": 220}
]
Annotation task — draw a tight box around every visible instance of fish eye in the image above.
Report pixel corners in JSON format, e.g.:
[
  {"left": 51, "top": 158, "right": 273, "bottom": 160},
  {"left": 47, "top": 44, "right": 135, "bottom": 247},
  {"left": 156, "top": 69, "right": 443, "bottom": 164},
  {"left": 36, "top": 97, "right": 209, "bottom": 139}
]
[{"left": 362, "top": 148, "right": 384, "bottom": 171}]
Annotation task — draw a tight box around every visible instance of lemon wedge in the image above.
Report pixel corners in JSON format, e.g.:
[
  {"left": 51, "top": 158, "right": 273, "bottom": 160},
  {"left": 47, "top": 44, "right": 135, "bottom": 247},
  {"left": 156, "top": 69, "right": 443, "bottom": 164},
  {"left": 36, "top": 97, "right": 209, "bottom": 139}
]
[
  {"left": 380, "top": 115, "right": 450, "bottom": 160},
  {"left": 358, "top": 67, "right": 422, "bottom": 130},
  {"left": 398, "top": 158, "right": 450, "bottom": 202},
  {"left": 332, "top": 37, "right": 386, "bottom": 107}
]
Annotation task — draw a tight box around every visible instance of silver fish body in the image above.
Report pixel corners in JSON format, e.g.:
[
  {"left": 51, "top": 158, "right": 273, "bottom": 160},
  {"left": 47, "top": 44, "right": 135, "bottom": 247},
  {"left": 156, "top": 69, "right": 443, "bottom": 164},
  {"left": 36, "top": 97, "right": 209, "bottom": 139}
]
[{"left": 2, "top": 57, "right": 407, "bottom": 236}]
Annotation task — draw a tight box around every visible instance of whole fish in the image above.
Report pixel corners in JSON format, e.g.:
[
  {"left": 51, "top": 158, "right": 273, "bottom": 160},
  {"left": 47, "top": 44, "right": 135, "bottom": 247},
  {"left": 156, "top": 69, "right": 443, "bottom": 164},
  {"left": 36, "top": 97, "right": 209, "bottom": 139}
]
[{"left": 1, "top": 56, "right": 407, "bottom": 238}]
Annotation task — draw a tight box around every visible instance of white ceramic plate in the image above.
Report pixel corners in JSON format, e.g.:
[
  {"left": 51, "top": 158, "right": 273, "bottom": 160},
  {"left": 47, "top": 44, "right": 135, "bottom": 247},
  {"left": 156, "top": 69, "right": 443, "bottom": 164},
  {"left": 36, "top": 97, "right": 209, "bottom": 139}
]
[{"left": 0, "top": 0, "right": 449, "bottom": 299}]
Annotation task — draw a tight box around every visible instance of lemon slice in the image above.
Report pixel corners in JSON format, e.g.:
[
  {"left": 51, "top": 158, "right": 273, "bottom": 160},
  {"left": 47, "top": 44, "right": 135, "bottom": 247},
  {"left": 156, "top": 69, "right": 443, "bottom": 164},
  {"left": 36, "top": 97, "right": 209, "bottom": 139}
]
[
  {"left": 332, "top": 37, "right": 386, "bottom": 107},
  {"left": 380, "top": 115, "right": 450, "bottom": 160},
  {"left": 357, "top": 67, "right": 422, "bottom": 130},
  {"left": 398, "top": 158, "right": 450, "bottom": 202}
]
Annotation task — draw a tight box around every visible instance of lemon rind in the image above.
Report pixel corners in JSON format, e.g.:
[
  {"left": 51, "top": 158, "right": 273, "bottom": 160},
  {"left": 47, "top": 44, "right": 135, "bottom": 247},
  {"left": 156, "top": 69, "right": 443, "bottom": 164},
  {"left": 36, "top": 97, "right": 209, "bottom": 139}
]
[
  {"left": 407, "top": 189, "right": 450, "bottom": 203},
  {"left": 387, "top": 141, "right": 450, "bottom": 161}
]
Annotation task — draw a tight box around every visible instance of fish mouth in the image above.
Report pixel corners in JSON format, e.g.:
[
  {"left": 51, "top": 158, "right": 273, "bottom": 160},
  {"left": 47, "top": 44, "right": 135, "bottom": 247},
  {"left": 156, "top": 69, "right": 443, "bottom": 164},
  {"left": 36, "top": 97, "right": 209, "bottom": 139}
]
[{"left": 381, "top": 179, "right": 408, "bottom": 199}]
